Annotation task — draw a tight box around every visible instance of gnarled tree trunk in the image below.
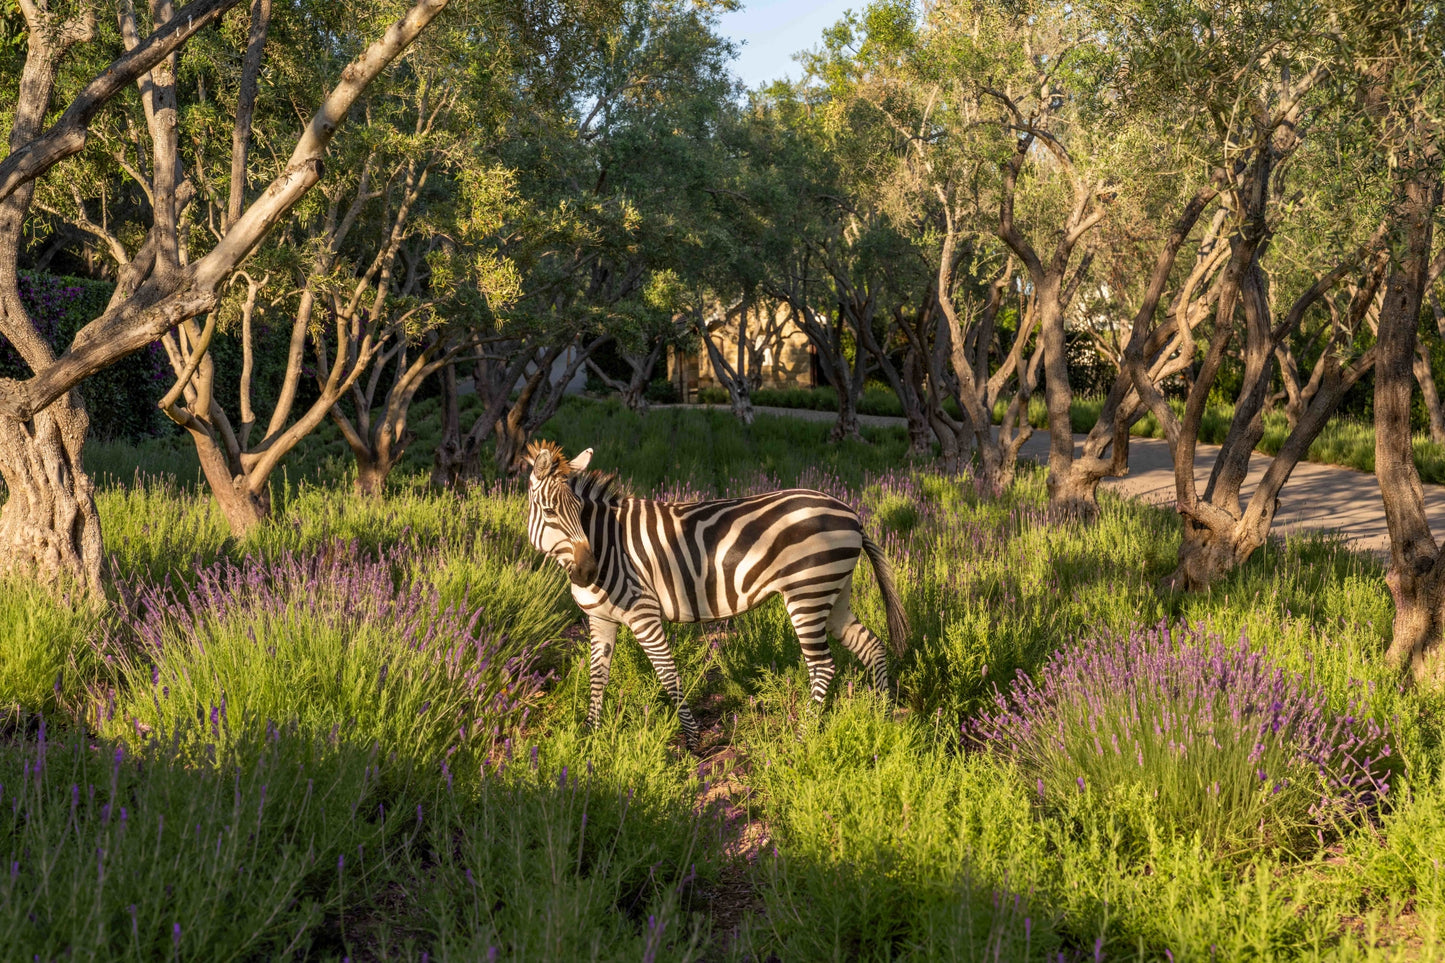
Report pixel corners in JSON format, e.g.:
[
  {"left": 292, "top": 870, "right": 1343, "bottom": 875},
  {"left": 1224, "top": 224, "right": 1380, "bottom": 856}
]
[
  {"left": 0, "top": 9, "right": 103, "bottom": 591},
  {"left": 1413, "top": 342, "right": 1445, "bottom": 446},
  {"left": 927, "top": 232, "right": 1038, "bottom": 491},
  {"left": 780, "top": 300, "right": 865, "bottom": 443},
  {"left": 1414, "top": 288, "right": 1445, "bottom": 445},
  {"left": 1062, "top": 185, "right": 1221, "bottom": 514},
  {"left": 697, "top": 302, "right": 754, "bottom": 426},
  {"left": 332, "top": 332, "right": 463, "bottom": 498},
  {"left": 857, "top": 302, "right": 932, "bottom": 458},
  {"left": 0, "top": 398, "right": 102, "bottom": 592},
  {"left": 430, "top": 360, "right": 465, "bottom": 488},
  {"left": 984, "top": 92, "right": 1108, "bottom": 513},
  {"left": 587, "top": 339, "right": 662, "bottom": 415},
  {"left": 188, "top": 426, "right": 270, "bottom": 533},
  {"left": 897, "top": 343, "right": 934, "bottom": 458},
  {"left": 1151, "top": 236, "right": 1383, "bottom": 590},
  {"left": 1375, "top": 162, "right": 1445, "bottom": 684}
]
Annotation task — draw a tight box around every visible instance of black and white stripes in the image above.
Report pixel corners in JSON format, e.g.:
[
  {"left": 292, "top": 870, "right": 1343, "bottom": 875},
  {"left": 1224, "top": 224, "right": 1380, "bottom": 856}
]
[{"left": 524, "top": 440, "right": 909, "bottom": 751}]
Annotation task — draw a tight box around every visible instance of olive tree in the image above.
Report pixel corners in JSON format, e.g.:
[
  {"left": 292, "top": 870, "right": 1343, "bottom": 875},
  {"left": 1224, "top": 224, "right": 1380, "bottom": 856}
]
[
  {"left": 430, "top": 0, "right": 740, "bottom": 479},
  {"left": 1362, "top": 0, "right": 1445, "bottom": 684},
  {"left": 1039, "top": 0, "right": 1390, "bottom": 588},
  {"left": 803, "top": 0, "right": 1111, "bottom": 491},
  {"left": 0, "top": 0, "right": 451, "bottom": 588}
]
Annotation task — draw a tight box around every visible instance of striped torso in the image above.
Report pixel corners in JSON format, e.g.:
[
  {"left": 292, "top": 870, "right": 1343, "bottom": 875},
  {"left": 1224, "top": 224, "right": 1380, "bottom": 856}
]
[{"left": 571, "top": 489, "right": 864, "bottom": 623}]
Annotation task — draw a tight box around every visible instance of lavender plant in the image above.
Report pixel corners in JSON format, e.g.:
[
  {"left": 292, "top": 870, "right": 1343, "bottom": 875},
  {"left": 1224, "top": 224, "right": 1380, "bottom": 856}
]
[
  {"left": 416, "top": 746, "right": 716, "bottom": 961},
  {"left": 0, "top": 720, "right": 398, "bottom": 961},
  {"left": 0, "top": 582, "right": 95, "bottom": 719},
  {"left": 970, "top": 621, "right": 1395, "bottom": 854},
  {"left": 108, "top": 541, "right": 553, "bottom": 765}
]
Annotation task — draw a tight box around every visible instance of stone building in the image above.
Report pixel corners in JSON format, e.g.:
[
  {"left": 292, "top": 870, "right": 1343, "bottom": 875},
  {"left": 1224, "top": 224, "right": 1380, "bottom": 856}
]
[{"left": 666, "top": 300, "right": 817, "bottom": 402}]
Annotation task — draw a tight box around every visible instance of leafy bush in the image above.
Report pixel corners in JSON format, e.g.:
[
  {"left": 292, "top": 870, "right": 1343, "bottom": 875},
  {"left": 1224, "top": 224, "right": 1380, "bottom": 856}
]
[
  {"left": 644, "top": 377, "right": 680, "bottom": 403},
  {"left": 0, "top": 272, "right": 170, "bottom": 440},
  {"left": 753, "top": 385, "right": 840, "bottom": 411},
  {"left": 692, "top": 383, "right": 960, "bottom": 418},
  {"left": 970, "top": 621, "right": 1395, "bottom": 855}
]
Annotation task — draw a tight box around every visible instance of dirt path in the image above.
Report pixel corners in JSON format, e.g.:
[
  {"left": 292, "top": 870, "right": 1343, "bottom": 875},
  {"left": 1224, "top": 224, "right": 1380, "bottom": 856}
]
[{"left": 692, "top": 403, "right": 1428, "bottom": 556}]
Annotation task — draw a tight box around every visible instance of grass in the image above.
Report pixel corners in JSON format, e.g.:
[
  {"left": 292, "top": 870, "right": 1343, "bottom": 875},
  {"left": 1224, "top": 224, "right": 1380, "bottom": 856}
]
[
  {"left": 695, "top": 383, "right": 952, "bottom": 420},
  {"left": 1, "top": 722, "right": 399, "bottom": 960},
  {"left": 2, "top": 398, "right": 1444, "bottom": 960}
]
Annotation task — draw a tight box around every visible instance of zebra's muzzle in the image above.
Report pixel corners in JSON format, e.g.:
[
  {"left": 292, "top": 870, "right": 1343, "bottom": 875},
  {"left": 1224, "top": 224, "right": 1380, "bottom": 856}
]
[{"left": 569, "top": 541, "right": 598, "bottom": 586}]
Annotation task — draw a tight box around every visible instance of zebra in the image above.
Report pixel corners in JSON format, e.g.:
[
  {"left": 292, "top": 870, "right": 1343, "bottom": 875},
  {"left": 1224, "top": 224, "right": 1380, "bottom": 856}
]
[{"left": 523, "top": 439, "right": 909, "bottom": 752}]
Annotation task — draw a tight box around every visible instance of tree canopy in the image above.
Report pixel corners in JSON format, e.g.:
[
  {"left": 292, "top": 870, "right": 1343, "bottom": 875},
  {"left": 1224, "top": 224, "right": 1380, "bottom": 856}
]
[{"left": 4, "top": 0, "right": 1445, "bottom": 677}]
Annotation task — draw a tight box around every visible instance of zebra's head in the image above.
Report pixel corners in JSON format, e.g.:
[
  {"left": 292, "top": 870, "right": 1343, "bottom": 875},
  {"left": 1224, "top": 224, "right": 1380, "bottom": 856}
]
[{"left": 523, "top": 440, "right": 597, "bottom": 586}]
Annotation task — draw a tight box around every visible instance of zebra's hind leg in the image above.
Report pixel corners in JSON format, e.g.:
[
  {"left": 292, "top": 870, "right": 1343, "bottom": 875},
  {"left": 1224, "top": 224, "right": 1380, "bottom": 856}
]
[
  {"left": 826, "top": 585, "right": 891, "bottom": 698},
  {"left": 784, "top": 591, "right": 838, "bottom": 709},
  {"left": 627, "top": 613, "right": 700, "bottom": 752},
  {"left": 585, "top": 616, "right": 620, "bottom": 731}
]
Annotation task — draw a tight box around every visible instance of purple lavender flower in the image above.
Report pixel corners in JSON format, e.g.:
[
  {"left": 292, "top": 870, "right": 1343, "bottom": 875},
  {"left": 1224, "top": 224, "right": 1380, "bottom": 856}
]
[
  {"left": 969, "top": 620, "right": 1394, "bottom": 850},
  {"left": 113, "top": 541, "right": 550, "bottom": 755}
]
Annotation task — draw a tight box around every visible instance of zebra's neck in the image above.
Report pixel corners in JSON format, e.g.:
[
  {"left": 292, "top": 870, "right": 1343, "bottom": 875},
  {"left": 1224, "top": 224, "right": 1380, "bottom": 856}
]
[{"left": 577, "top": 488, "right": 636, "bottom": 602}]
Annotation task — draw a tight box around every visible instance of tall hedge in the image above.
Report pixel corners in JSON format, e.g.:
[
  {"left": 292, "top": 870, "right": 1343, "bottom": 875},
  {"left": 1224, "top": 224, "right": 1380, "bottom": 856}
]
[{"left": 1, "top": 272, "right": 171, "bottom": 440}]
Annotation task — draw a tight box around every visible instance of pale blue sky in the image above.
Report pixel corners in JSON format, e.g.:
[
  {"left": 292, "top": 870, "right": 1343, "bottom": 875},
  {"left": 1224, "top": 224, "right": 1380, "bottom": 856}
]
[{"left": 717, "top": 0, "right": 858, "bottom": 91}]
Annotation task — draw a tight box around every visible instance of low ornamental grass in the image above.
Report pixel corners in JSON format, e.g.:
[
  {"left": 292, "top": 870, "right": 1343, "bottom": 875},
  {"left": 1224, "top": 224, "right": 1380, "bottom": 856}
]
[
  {"left": 738, "top": 695, "right": 1063, "bottom": 962},
  {"left": 108, "top": 541, "right": 550, "bottom": 765},
  {"left": 970, "top": 620, "right": 1395, "bottom": 855}
]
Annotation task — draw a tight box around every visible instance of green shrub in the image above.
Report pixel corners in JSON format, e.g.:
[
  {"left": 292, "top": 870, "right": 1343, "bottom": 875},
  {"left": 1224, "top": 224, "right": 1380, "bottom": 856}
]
[
  {"left": 644, "top": 377, "right": 680, "bottom": 403},
  {"left": 1343, "top": 772, "right": 1445, "bottom": 913}
]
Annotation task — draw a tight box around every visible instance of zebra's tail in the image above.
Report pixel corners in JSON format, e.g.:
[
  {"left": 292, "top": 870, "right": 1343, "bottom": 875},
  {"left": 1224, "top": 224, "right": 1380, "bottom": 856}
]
[{"left": 861, "top": 533, "right": 910, "bottom": 657}]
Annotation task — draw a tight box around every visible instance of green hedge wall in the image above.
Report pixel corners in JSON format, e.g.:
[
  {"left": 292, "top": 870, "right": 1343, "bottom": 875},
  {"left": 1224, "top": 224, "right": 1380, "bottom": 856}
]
[{"left": 1, "top": 272, "right": 171, "bottom": 440}]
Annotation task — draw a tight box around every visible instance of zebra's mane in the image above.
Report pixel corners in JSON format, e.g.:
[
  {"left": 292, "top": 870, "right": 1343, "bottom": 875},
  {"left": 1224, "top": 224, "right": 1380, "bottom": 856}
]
[{"left": 569, "top": 469, "right": 625, "bottom": 507}]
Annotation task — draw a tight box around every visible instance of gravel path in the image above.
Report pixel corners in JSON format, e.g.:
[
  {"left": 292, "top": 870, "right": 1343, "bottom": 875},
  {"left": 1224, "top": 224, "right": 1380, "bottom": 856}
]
[{"left": 688, "top": 403, "right": 1425, "bottom": 555}]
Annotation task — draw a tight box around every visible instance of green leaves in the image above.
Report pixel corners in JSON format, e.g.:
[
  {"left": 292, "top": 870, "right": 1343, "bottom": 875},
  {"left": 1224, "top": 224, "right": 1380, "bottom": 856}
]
[{"left": 0, "top": 0, "right": 22, "bottom": 50}]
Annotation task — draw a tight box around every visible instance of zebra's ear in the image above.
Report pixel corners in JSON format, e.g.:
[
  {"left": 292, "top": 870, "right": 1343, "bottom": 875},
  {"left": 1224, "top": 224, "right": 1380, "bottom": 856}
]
[
  {"left": 523, "top": 440, "right": 548, "bottom": 475},
  {"left": 569, "top": 448, "right": 594, "bottom": 473}
]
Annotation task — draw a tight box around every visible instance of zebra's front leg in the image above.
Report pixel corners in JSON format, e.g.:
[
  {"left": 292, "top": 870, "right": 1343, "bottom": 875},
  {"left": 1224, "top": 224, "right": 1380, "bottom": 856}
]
[
  {"left": 585, "top": 616, "right": 620, "bottom": 731},
  {"left": 627, "top": 613, "right": 700, "bottom": 752}
]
